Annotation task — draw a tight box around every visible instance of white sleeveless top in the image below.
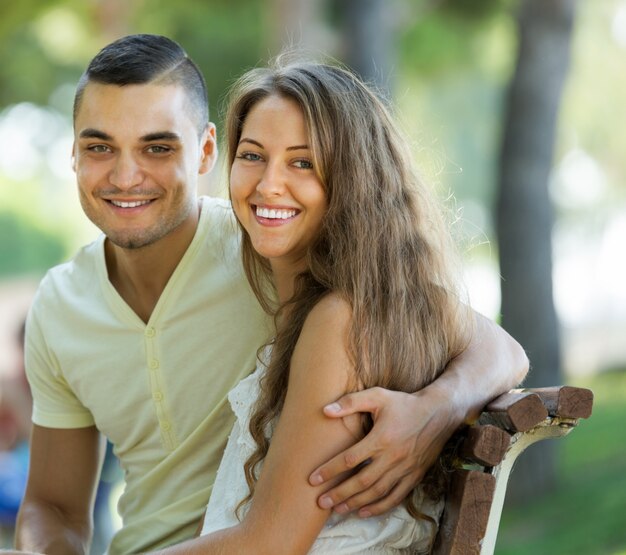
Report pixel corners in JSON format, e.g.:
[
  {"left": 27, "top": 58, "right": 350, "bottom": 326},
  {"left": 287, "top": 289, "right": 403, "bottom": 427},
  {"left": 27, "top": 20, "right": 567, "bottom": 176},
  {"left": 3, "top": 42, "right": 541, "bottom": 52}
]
[{"left": 201, "top": 349, "right": 443, "bottom": 554}]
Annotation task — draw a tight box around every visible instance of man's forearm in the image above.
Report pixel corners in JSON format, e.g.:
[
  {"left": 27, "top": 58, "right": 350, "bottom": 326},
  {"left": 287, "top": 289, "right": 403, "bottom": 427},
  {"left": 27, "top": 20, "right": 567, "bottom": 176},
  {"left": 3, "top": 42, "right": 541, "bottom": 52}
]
[
  {"left": 428, "top": 311, "right": 529, "bottom": 425},
  {"left": 16, "top": 500, "right": 92, "bottom": 555}
]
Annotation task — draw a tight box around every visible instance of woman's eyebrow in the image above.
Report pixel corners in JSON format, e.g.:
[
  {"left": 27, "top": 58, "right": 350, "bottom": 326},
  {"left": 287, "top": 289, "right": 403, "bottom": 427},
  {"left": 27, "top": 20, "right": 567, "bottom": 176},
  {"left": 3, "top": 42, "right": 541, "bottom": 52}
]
[
  {"left": 238, "top": 137, "right": 263, "bottom": 148},
  {"left": 238, "top": 137, "right": 309, "bottom": 152}
]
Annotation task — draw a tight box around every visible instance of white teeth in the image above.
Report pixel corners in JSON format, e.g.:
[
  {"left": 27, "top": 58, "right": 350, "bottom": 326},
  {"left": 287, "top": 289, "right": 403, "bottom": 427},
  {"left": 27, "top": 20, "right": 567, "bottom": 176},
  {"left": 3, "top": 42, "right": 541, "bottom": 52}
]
[
  {"left": 256, "top": 206, "right": 297, "bottom": 219},
  {"left": 111, "top": 199, "right": 152, "bottom": 208}
]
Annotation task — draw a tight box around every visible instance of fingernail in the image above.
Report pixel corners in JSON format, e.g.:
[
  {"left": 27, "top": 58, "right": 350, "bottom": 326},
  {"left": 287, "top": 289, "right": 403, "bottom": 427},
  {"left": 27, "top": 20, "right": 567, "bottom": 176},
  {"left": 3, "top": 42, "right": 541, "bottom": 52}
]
[
  {"left": 310, "top": 472, "right": 323, "bottom": 486},
  {"left": 319, "top": 496, "right": 333, "bottom": 509},
  {"left": 335, "top": 503, "right": 349, "bottom": 514},
  {"left": 359, "top": 509, "right": 371, "bottom": 518},
  {"left": 324, "top": 402, "right": 341, "bottom": 414}
]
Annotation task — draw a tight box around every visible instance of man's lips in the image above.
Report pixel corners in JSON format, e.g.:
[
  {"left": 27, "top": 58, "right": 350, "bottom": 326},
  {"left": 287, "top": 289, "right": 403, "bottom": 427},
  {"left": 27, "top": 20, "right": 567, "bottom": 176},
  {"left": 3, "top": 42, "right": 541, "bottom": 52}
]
[{"left": 108, "top": 199, "right": 153, "bottom": 208}]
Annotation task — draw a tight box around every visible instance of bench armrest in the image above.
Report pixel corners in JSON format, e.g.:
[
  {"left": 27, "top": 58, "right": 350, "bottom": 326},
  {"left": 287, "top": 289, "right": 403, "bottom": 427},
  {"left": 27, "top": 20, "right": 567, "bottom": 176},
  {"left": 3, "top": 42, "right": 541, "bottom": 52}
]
[{"left": 433, "top": 385, "right": 593, "bottom": 555}]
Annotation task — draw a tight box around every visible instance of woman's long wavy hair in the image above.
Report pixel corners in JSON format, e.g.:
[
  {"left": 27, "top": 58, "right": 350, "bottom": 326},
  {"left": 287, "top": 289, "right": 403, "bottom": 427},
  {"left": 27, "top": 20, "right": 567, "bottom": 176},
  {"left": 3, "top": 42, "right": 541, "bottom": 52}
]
[{"left": 224, "top": 58, "right": 472, "bottom": 519}]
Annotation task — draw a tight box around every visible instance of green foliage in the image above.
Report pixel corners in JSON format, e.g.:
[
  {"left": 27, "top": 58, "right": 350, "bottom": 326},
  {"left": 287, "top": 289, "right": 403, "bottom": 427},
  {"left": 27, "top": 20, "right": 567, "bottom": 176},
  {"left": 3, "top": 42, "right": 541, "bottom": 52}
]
[
  {"left": 0, "top": 1, "right": 98, "bottom": 108},
  {"left": 0, "top": 210, "right": 66, "bottom": 277},
  {"left": 0, "top": 0, "right": 265, "bottom": 120},
  {"left": 399, "top": 0, "right": 514, "bottom": 76},
  {"left": 131, "top": 0, "right": 265, "bottom": 124},
  {"left": 439, "top": 0, "right": 513, "bottom": 21}
]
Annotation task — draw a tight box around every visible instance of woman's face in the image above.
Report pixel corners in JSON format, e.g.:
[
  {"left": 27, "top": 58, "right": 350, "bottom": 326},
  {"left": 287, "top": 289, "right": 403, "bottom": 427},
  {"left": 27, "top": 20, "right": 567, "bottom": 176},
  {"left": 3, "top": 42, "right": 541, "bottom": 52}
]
[{"left": 230, "top": 95, "right": 327, "bottom": 273}]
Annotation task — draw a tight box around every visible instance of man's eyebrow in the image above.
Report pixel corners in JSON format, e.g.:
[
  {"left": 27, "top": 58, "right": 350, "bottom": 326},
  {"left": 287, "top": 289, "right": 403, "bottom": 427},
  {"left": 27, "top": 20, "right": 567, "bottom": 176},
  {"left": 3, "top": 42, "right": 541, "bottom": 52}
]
[
  {"left": 79, "top": 128, "right": 112, "bottom": 140},
  {"left": 141, "top": 131, "right": 182, "bottom": 142},
  {"left": 78, "top": 129, "right": 182, "bottom": 142}
]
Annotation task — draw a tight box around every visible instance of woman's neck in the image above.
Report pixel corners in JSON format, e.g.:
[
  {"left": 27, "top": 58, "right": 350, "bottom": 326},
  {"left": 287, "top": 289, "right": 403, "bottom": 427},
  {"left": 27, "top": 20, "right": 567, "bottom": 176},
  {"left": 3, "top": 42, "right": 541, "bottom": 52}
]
[{"left": 270, "top": 259, "right": 306, "bottom": 305}]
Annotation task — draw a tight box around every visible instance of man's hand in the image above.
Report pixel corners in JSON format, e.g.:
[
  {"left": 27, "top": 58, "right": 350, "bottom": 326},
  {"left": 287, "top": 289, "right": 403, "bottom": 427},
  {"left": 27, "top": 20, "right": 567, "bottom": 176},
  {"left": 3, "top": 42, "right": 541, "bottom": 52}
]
[
  {"left": 308, "top": 383, "right": 461, "bottom": 517},
  {"left": 308, "top": 311, "right": 529, "bottom": 517}
]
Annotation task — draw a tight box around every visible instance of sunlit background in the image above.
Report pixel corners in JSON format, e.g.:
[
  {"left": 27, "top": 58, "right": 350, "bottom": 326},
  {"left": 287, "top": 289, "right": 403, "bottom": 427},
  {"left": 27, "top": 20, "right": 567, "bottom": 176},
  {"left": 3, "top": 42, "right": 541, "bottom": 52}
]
[{"left": 0, "top": 1, "right": 624, "bottom": 553}]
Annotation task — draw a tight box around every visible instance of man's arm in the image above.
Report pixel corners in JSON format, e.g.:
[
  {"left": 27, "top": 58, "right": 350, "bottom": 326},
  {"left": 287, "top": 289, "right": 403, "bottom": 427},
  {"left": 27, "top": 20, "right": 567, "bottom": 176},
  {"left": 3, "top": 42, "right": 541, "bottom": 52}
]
[
  {"left": 309, "top": 310, "right": 529, "bottom": 516},
  {"left": 16, "top": 424, "right": 103, "bottom": 554}
]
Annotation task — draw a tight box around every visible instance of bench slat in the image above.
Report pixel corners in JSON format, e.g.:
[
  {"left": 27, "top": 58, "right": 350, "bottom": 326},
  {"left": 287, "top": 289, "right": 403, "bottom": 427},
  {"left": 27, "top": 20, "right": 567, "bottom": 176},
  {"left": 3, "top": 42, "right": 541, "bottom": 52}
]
[
  {"left": 433, "top": 469, "right": 496, "bottom": 555},
  {"left": 522, "top": 385, "right": 593, "bottom": 418},
  {"left": 459, "top": 425, "right": 512, "bottom": 467},
  {"left": 480, "top": 391, "right": 548, "bottom": 432}
]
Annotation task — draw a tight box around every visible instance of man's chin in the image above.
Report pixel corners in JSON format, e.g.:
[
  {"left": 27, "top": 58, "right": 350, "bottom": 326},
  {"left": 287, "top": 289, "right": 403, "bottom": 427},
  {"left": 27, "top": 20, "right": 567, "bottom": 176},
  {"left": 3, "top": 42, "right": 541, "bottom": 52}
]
[{"left": 106, "top": 232, "right": 159, "bottom": 250}]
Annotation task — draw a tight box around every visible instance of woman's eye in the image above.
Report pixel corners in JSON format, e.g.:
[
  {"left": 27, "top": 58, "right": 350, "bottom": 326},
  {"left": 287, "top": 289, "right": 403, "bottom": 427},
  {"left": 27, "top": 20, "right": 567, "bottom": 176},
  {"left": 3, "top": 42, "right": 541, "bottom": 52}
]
[
  {"left": 238, "top": 152, "right": 262, "bottom": 162},
  {"left": 294, "top": 159, "right": 313, "bottom": 170}
]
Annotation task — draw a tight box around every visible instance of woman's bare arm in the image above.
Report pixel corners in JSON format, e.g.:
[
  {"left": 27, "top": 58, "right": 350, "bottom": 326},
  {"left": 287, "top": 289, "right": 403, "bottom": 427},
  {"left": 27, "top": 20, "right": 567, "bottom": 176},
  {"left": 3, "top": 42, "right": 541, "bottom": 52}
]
[
  {"left": 150, "top": 295, "right": 359, "bottom": 555},
  {"left": 308, "top": 310, "right": 529, "bottom": 517}
]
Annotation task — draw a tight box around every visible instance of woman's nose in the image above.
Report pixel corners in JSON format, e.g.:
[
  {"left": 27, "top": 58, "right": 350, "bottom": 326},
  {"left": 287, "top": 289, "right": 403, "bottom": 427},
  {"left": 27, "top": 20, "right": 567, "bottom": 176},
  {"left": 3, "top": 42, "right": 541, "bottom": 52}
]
[{"left": 255, "top": 161, "right": 286, "bottom": 198}]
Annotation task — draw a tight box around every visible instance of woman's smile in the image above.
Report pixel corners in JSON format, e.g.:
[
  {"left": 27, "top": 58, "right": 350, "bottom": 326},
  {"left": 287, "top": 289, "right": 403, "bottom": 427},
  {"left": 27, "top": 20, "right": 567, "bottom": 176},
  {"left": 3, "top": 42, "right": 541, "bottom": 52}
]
[
  {"left": 230, "top": 94, "right": 327, "bottom": 270},
  {"left": 253, "top": 204, "right": 300, "bottom": 225}
]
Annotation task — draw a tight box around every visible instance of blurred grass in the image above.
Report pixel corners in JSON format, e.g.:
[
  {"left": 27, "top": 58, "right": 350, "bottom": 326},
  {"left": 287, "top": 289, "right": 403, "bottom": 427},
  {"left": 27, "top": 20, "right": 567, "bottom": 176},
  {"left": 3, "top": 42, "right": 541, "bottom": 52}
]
[{"left": 495, "top": 368, "right": 626, "bottom": 555}]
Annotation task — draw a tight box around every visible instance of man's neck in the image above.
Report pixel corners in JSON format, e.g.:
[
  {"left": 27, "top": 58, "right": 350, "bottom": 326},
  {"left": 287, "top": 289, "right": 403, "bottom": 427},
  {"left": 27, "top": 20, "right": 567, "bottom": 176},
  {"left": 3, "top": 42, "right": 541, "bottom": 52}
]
[{"left": 105, "top": 202, "right": 201, "bottom": 323}]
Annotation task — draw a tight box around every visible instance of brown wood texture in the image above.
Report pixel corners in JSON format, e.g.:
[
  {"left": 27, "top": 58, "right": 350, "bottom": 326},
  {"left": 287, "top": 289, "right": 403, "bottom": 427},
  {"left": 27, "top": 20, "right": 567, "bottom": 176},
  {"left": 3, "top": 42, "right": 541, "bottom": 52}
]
[
  {"left": 524, "top": 386, "right": 594, "bottom": 419},
  {"left": 433, "top": 469, "right": 496, "bottom": 555},
  {"left": 481, "top": 391, "right": 548, "bottom": 432},
  {"left": 459, "top": 425, "right": 512, "bottom": 467}
]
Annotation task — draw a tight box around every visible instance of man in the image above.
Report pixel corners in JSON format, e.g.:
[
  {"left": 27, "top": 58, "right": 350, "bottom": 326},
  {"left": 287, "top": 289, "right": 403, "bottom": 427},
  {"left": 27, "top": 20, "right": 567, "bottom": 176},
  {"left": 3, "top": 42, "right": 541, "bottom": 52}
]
[{"left": 15, "top": 34, "right": 528, "bottom": 554}]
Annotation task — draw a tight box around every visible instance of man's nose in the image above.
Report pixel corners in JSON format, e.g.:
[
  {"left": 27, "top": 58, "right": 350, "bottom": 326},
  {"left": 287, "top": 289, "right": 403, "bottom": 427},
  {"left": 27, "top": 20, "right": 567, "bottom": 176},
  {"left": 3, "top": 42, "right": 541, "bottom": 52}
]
[{"left": 109, "top": 152, "right": 144, "bottom": 190}]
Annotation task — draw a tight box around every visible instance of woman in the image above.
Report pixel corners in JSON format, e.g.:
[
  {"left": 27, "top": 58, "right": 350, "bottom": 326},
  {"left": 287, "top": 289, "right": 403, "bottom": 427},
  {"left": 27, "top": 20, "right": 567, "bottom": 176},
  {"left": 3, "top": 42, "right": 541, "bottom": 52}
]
[{"left": 156, "top": 60, "right": 471, "bottom": 554}]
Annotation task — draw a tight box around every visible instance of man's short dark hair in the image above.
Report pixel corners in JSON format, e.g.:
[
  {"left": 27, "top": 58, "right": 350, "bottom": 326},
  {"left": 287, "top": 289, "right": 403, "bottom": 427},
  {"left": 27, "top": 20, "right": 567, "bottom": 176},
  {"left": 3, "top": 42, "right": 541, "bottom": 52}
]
[{"left": 73, "top": 34, "right": 209, "bottom": 134}]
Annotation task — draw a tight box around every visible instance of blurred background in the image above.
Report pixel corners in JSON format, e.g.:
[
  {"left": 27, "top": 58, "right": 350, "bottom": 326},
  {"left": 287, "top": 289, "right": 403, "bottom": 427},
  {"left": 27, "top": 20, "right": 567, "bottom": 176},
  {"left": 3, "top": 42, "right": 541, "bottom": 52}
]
[{"left": 0, "top": 0, "right": 624, "bottom": 553}]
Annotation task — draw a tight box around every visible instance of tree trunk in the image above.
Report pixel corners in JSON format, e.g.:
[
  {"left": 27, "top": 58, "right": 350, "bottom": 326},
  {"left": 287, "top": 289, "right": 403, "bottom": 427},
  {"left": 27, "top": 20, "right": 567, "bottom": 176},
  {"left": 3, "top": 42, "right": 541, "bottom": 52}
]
[
  {"left": 496, "top": 0, "right": 577, "bottom": 504},
  {"left": 336, "top": 0, "right": 398, "bottom": 98},
  {"left": 264, "top": 0, "right": 328, "bottom": 56}
]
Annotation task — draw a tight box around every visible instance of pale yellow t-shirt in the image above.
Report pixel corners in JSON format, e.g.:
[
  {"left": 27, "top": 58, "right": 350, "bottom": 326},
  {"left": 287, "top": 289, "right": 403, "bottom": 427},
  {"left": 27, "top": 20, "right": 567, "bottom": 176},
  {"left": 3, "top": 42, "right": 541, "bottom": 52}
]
[{"left": 25, "top": 196, "right": 271, "bottom": 554}]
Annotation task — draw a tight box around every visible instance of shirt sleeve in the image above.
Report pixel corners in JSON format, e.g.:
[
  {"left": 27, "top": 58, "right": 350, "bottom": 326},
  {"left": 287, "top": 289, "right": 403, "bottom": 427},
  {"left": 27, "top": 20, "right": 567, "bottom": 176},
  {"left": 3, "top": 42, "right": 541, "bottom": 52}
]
[{"left": 25, "top": 298, "right": 95, "bottom": 429}]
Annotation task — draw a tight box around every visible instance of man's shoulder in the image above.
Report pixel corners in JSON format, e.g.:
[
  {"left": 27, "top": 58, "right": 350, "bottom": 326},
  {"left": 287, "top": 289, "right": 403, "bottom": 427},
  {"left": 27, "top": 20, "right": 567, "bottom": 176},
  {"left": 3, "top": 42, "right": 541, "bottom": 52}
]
[
  {"left": 200, "top": 195, "right": 232, "bottom": 211},
  {"left": 199, "top": 195, "right": 233, "bottom": 220},
  {"left": 197, "top": 195, "right": 240, "bottom": 253},
  {"left": 35, "top": 235, "right": 104, "bottom": 303}
]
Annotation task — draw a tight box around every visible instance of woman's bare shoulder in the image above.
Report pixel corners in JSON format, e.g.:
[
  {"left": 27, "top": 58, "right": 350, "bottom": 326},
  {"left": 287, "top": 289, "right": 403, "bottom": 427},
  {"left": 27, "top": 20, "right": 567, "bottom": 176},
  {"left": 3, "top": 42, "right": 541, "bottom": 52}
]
[
  {"left": 289, "top": 292, "right": 354, "bottom": 394},
  {"left": 302, "top": 292, "right": 352, "bottom": 334}
]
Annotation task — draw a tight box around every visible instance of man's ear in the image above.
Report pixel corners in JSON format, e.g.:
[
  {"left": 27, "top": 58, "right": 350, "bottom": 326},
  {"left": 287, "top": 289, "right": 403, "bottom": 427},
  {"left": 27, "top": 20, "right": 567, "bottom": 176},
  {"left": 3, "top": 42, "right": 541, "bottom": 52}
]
[
  {"left": 71, "top": 141, "right": 77, "bottom": 172},
  {"left": 199, "top": 123, "right": 218, "bottom": 175}
]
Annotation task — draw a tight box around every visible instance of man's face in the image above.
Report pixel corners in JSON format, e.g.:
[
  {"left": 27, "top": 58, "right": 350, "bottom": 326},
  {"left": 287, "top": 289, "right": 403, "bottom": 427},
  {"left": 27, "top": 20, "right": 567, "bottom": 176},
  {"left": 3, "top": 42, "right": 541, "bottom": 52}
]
[{"left": 72, "top": 82, "right": 216, "bottom": 249}]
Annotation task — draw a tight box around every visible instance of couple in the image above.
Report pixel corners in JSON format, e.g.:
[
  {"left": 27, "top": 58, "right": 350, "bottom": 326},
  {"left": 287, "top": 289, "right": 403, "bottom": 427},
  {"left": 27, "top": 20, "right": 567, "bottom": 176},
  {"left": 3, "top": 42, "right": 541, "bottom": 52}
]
[{"left": 14, "top": 35, "right": 528, "bottom": 554}]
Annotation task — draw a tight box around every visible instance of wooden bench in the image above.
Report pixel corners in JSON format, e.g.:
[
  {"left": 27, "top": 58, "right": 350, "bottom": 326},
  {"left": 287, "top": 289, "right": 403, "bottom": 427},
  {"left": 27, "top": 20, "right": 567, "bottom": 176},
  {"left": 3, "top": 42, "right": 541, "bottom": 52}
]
[{"left": 433, "top": 385, "right": 594, "bottom": 555}]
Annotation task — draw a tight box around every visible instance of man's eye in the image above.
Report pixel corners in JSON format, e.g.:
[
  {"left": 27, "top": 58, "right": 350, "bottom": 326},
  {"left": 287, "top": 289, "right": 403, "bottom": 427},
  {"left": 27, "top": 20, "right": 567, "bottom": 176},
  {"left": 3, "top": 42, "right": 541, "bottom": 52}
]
[
  {"left": 147, "top": 145, "right": 170, "bottom": 154},
  {"left": 88, "top": 145, "right": 110, "bottom": 153},
  {"left": 294, "top": 159, "right": 313, "bottom": 170}
]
